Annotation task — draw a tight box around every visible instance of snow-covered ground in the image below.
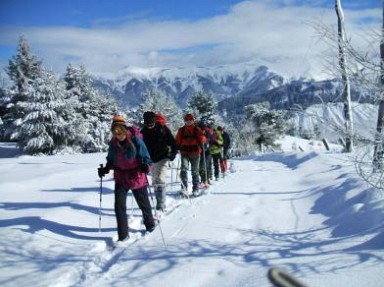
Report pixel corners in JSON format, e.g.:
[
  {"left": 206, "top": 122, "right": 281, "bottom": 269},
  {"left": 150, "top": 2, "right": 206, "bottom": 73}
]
[{"left": 1, "top": 137, "right": 383, "bottom": 287}]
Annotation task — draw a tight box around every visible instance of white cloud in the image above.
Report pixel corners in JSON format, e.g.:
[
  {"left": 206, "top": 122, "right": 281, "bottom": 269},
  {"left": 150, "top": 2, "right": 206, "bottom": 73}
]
[{"left": 0, "top": 0, "right": 380, "bottom": 78}]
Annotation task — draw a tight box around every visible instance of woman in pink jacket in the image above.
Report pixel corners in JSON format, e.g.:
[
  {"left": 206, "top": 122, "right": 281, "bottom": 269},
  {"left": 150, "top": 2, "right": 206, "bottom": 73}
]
[{"left": 98, "top": 116, "right": 155, "bottom": 242}]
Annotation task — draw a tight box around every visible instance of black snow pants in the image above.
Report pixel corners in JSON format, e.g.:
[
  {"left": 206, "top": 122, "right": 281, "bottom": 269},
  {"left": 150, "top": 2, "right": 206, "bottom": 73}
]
[{"left": 114, "top": 184, "right": 155, "bottom": 240}]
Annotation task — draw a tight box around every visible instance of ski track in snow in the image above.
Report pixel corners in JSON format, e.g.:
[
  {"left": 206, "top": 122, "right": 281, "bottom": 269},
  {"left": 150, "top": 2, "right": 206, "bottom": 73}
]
[
  {"left": 5, "top": 143, "right": 382, "bottom": 287},
  {"left": 76, "top": 232, "right": 145, "bottom": 286},
  {"left": 59, "top": 182, "right": 213, "bottom": 286},
  {"left": 67, "top": 173, "right": 227, "bottom": 286}
]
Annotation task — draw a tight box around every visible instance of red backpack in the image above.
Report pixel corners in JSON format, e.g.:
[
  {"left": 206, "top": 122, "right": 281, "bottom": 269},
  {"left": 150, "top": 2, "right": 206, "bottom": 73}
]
[{"left": 155, "top": 113, "right": 167, "bottom": 126}]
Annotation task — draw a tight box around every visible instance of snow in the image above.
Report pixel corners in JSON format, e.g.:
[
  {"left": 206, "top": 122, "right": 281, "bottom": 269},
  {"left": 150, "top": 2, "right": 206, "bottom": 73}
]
[
  {"left": 293, "top": 103, "right": 378, "bottom": 142},
  {"left": 94, "top": 61, "right": 282, "bottom": 94},
  {"left": 1, "top": 137, "right": 383, "bottom": 287}
]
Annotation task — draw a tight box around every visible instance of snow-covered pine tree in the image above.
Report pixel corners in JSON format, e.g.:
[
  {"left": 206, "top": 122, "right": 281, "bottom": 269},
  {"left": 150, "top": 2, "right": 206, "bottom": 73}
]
[
  {"left": 186, "top": 91, "right": 218, "bottom": 124},
  {"left": 0, "top": 87, "right": 9, "bottom": 139},
  {"left": 18, "top": 69, "right": 69, "bottom": 155},
  {"left": 235, "top": 117, "right": 258, "bottom": 155},
  {"left": 83, "top": 92, "right": 118, "bottom": 153},
  {"left": 0, "top": 90, "right": 3, "bottom": 128},
  {"left": 64, "top": 64, "right": 118, "bottom": 152},
  {"left": 133, "top": 89, "right": 182, "bottom": 130},
  {"left": 5, "top": 35, "right": 43, "bottom": 141},
  {"left": 245, "top": 102, "right": 287, "bottom": 152}
]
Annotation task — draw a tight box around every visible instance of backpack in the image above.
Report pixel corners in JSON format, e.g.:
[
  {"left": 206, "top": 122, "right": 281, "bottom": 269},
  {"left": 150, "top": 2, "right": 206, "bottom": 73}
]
[
  {"left": 180, "top": 126, "right": 198, "bottom": 140},
  {"left": 154, "top": 113, "right": 172, "bottom": 135},
  {"left": 155, "top": 113, "right": 167, "bottom": 126},
  {"left": 127, "top": 125, "right": 143, "bottom": 139},
  {"left": 127, "top": 125, "right": 150, "bottom": 171},
  {"left": 178, "top": 125, "right": 201, "bottom": 154}
]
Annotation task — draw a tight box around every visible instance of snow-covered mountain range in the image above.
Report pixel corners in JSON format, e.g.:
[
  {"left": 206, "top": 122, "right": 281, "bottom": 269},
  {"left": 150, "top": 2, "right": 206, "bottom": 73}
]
[
  {"left": 93, "top": 62, "right": 378, "bottom": 144},
  {"left": 94, "top": 62, "right": 375, "bottom": 114},
  {"left": 93, "top": 62, "right": 285, "bottom": 108}
]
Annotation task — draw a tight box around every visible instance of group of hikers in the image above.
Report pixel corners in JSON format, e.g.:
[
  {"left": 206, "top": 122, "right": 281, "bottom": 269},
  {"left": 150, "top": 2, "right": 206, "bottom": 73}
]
[{"left": 98, "top": 112, "right": 231, "bottom": 242}]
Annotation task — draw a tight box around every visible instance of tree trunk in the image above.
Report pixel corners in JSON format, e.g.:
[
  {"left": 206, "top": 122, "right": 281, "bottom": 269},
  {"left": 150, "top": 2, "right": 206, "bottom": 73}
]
[
  {"left": 373, "top": 3, "right": 384, "bottom": 169},
  {"left": 335, "top": 0, "right": 353, "bottom": 152}
]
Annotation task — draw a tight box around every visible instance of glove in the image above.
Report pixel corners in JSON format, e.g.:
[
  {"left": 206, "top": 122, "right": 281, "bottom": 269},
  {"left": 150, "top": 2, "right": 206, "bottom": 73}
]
[
  {"left": 98, "top": 165, "right": 109, "bottom": 178},
  {"left": 139, "top": 160, "right": 150, "bottom": 174}
]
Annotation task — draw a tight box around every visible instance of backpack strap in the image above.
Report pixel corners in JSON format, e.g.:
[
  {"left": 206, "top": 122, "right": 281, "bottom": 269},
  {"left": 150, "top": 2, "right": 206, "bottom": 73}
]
[{"left": 181, "top": 126, "right": 198, "bottom": 140}]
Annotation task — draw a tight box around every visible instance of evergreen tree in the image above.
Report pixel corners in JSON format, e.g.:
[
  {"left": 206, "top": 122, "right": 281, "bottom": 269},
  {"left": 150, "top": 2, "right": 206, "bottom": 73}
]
[
  {"left": 5, "top": 35, "right": 43, "bottom": 140},
  {"left": 18, "top": 69, "right": 68, "bottom": 155},
  {"left": 59, "top": 89, "right": 84, "bottom": 152},
  {"left": 239, "top": 121, "right": 258, "bottom": 154},
  {"left": 0, "top": 87, "right": 9, "bottom": 139},
  {"left": 64, "top": 64, "right": 91, "bottom": 101},
  {"left": 134, "top": 89, "right": 182, "bottom": 130},
  {"left": 186, "top": 91, "right": 218, "bottom": 124},
  {"left": 7, "top": 35, "right": 42, "bottom": 91},
  {"left": 64, "top": 64, "right": 118, "bottom": 152},
  {"left": 245, "top": 102, "right": 287, "bottom": 151},
  {"left": 83, "top": 92, "right": 118, "bottom": 153}
]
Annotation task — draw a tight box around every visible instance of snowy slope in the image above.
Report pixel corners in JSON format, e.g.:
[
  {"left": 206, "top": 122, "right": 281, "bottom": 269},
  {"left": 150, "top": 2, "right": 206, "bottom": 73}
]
[
  {"left": 289, "top": 103, "right": 378, "bottom": 142},
  {"left": 0, "top": 139, "right": 383, "bottom": 287}
]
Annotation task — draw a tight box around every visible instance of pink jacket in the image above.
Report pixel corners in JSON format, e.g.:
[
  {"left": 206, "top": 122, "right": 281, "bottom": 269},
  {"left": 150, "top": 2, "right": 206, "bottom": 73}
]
[{"left": 106, "top": 133, "right": 151, "bottom": 190}]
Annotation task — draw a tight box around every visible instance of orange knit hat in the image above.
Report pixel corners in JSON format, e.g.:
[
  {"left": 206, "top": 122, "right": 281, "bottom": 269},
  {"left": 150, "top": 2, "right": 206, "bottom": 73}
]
[{"left": 111, "top": 115, "right": 127, "bottom": 130}]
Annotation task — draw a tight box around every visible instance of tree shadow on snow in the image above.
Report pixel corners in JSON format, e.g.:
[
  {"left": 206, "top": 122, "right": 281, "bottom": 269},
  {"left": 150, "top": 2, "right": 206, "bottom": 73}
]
[
  {"left": 309, "top": 174, "right": 384, "bottom": 240},
  {"left": 0, "top": 200, "right": 115, "bottom": 217},
  {"left": 104, "top": 225, "right": 384, "bottom": 285},
  {"left": 0, "top": 142, "right": 22, "bottom": 158},
  {"left": 42, "top": 184, "right": 114, "bottom": 194},
  {"left": 253, "top": 151, "right": 319, "bottom": 170},
  {"left": 0, "top": 216, "right": 114, "bottom": 241},
  {"left": 107, "top": 172, "right": 384, "bottom": 283}
]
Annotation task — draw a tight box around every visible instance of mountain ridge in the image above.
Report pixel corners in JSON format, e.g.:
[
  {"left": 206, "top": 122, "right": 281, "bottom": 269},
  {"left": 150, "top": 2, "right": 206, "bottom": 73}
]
[
  {"left": 93, "top": 61, "right": 374, "bottom": 117},
  {"left": 93, "top": 62, "right": 288, "bottom": 108}
]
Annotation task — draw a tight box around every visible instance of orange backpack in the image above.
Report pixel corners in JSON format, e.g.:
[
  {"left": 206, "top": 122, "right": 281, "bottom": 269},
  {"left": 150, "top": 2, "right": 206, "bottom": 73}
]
[{"left": 155, "top": 113, "right": 167, "bottom": 126}]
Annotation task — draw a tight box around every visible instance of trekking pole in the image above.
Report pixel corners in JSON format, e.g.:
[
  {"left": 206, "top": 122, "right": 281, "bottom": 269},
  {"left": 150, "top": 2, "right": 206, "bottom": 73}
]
[
  {"left": 176, "top": 159, "right": 182, "bottom": 189},
  {"left": 145, "top": 174, "right": 167, "bottom": 248},
  {"left": 130, "top": 195, "right": 134, "bottom": 219},
  {"left": 98, "top": 164, "right": 103, "bottom": 233},
  {"left": 170, "top": 160, "right": 174, "bottom": 190},
  {"left": 174, "top": 159, "right": 181, "bottom": 190}
]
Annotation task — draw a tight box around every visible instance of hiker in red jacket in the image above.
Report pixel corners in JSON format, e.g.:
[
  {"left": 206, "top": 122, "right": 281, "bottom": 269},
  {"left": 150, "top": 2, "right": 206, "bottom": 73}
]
[{"left": 175, "top": 113, "right": 206, "bottom": 197}]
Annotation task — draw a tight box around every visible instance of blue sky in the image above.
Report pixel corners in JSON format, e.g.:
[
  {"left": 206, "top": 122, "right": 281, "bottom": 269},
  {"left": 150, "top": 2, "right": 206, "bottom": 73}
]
[
  {"left": 0, "top": 0, "right": 246, "bottom": 26},
  {"left": 0, "top": 0, "right": 381, "bottom": 78}
]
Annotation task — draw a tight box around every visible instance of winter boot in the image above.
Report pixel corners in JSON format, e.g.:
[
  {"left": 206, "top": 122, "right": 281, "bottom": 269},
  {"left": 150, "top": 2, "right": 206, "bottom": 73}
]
[
  {"left": 155, "top": 187, "right": 166, "bottom": 211},
  {"left": 179, "top": 184, "right": 189, "bottom": 198},
  {"left": 192, "top": 189, "right": 200, "bottom": 197},
  {"left": 192, "top": 180, "right": 199, "bottom": 197}
]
